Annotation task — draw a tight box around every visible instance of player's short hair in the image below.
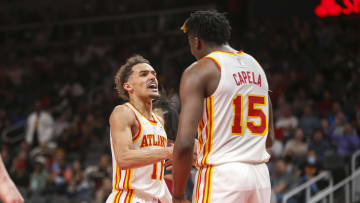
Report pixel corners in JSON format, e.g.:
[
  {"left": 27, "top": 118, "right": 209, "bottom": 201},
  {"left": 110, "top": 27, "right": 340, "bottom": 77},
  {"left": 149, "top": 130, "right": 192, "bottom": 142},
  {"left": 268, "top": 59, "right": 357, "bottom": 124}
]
[
  {"left": 181, "top": 10, "right": 231, "bottom": 45},
  {"left": 114, "top": 55, "right": 150, "bottom": 100}
]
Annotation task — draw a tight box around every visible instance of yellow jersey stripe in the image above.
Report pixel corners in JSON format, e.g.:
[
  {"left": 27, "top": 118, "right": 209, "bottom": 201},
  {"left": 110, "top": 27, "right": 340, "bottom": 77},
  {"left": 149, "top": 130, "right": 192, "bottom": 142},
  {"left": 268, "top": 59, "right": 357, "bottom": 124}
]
[
  {"left": 195, "top": 167, "right": 203, "bottom": 203},
  {"left": 206, "top": 166, "right": 214, "bottom": 203},
  {"left": 208, "top": 97, "right": 214, "bottom": 165},
  {"left": 202, "top": 96, "right": 214, "bottom": 165},
  {"left": 113, "top": 189, "right": 123, "bottom": 203},
  {"left": 128, "top": 189, "right": 135, "bottom": 203},
  {"left": 114, "top": 166, "right": 119, "bottom": 190},
  {"left": 201, "top": 99, "right": 210, "bottom": 165},
  {"left": 202, "top": 166, "right": 211, "bottom": 202},
  {"left": 210, "top": 50, "right": 244, "bottom": 55}
]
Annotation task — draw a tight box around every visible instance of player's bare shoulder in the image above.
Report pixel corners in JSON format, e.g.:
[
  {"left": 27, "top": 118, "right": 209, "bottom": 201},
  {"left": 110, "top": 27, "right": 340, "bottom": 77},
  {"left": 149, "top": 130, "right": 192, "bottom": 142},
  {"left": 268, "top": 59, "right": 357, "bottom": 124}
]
[
  {"left": 109, "top": 104, "right": 136, "bottom": 127},
  {"left": 182, "top": 57, "right": 220, "bottom": 97},
  {"left": 183, "top": 58, "right": 218, "bottom": 76}
]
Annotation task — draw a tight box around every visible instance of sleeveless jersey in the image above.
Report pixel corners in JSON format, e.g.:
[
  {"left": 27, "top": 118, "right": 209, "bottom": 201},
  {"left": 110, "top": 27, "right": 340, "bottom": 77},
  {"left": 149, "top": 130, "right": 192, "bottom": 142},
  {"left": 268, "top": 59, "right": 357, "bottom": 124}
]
[
  {"left": 109, "top": 102, "right": 170, "bottom": 202},
  {"left": 196, "top": 50, "right": 271, "bottom": 167}
]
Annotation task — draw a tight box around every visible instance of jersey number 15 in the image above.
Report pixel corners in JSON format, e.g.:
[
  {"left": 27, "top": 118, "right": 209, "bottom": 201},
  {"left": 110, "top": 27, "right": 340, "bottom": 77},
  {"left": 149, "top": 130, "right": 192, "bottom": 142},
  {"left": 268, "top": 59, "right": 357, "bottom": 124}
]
[{"left": 231, "top": 94, "right": 268, "bottom": 135}]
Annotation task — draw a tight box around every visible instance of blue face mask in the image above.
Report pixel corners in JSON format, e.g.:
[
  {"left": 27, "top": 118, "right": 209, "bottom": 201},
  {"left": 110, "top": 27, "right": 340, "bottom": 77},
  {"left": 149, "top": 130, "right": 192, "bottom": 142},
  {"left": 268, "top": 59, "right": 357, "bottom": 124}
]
[{"left": 308, "top": 156, "right": 316, "bottom": 164}]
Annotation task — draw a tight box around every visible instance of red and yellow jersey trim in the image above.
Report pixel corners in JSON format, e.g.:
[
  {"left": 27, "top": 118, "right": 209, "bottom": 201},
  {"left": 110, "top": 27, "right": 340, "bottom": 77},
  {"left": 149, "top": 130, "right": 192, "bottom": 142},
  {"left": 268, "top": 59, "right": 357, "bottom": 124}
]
[
  {"left": 152, "top": 113, "right": 164, "bottom": 128},
  {"left": 200, "top": 96, "right": 214, "bottom": 166},
  {"left": 124, "top": 189, "right": 134, "bottom": 203},
  {"left": 210, "top": 50, "right": 244, "bottom": 55},
  {"left": 194, "top": 165, "right": 214, "bottom": 203},
  {"left": 126, "top": 102, "right": 157, "bottom": 125},
  {"left": 194, "top": 167, "right": 203, "bottom": 203},
  {"left": 113, "top": 165, "right": 122, "bottom": 203},
  {"left": 203, "top": 56, "right": 221, "bottom": 71},
  {"left": 113, "top": 189, "right": 123, "bottom": 203},
  {"left": 123, "top": 169, "right": 132, "bottom": 190},
  {"left": 112, "top": 165, "right": 133, "bottom": 202},
  {"left": 132, "top": 115, "right": 142, "bottom": 142},
  {"left": 197, "top": 118, "right": 205, "bottom": 150}
]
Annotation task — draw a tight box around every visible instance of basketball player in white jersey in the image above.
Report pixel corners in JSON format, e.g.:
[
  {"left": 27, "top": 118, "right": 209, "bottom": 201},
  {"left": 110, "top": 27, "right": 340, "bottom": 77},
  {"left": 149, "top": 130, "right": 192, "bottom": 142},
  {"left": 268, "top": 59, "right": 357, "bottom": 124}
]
[
  {"left": 172, "top": 10, "right": 274, "bottom": 203},
  {"left": 106, "top": 55, "right": 173, "bottom": 203}
]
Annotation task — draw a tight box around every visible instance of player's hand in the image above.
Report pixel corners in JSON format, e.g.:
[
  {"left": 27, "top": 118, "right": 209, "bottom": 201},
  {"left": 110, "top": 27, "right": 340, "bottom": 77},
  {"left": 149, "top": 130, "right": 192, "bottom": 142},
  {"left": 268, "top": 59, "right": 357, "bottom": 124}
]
[
  {"left": 164, "top": 159, "right": 173, "bottom": 168},
  {"left": 166, "top": 144, "right": 174, "bottom": 160},
  {"left": 0, "top": 182, "right": 24, "bottom": 203}
]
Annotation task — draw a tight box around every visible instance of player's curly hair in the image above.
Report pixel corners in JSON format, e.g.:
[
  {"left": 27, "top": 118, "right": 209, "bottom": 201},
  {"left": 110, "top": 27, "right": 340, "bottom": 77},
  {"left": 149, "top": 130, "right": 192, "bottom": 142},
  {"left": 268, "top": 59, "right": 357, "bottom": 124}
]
[
  {"left": 181, "top": 10, "right": 231, "bottom": 45},
  {"left": 114, "top": 55, "right": 150, "bottom": 101}
]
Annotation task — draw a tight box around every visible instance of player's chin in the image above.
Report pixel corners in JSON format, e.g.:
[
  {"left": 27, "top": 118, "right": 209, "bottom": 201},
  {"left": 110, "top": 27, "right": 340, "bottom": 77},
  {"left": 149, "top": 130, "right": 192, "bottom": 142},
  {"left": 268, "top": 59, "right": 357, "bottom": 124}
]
[{"left": 149, "top": 92, "right": 161, "bottom": 100}]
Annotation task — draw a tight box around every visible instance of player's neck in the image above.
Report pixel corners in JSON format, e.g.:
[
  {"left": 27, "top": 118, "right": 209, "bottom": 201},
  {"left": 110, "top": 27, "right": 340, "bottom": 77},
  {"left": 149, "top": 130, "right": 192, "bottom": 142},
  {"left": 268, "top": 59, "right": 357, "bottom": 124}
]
[
  {"left": 206, "top": 44, "right": 237, "bottom": 55},
  {"left": 129, "top": 98, "right": 153, "bottom": 118}
]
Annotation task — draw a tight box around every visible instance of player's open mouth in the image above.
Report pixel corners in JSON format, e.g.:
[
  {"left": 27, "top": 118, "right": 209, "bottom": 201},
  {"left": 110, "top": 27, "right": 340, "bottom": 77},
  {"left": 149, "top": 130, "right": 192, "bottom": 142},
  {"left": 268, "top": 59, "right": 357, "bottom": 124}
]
[{"left": 147, "top": 82, "right": 158, "bottom": 91}]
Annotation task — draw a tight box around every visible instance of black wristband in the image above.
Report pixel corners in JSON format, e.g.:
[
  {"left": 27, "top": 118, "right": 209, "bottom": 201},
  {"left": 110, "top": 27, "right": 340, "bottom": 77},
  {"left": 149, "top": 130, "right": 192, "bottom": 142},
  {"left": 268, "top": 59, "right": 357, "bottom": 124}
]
[{"left": 172, "top": 194, "right": 185, "bottom": 199}]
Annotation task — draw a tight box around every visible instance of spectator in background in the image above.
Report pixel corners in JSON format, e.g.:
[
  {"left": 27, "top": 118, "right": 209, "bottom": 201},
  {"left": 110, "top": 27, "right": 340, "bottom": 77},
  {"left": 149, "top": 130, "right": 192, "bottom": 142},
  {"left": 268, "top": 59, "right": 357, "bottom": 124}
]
[
  {"left": 25, "top": 100, "right": 55, "bottom": 148},
  {"left": 320, "top": 118, "right": 331, "bottom": 137},
  {"left": 299, "top": 105, "right": 320, "bottom": 136},
  {"left": 270, "top": 137, "right": 284, "bottom": 159},
  {"left": 48, "top": 149, "right": 71, "bottom": 194},
  {"left": 355, "top": 106, "right": 360, "bottom": 134},
  {"left": 94, "top": 177, "right": 112, "bottom": 203},
  {"left": 317, "top": 91, "right": 333, "bottom": 116},
  {"left": 297, "top": 154, "right": 322, "bottom": 202},
  {"left": 10, "top": 150, "right": 30, "bottom": 198},
  {"left": 308, "top": 129, "right": 331, "bottom": 162},
  {"left": 330, "top": 123, "right": 360, "bottom": 157},
  {"left": 328, "top": 103, "right": 343, "bottom": 126},
  {"left": 292, "top": 89, "right": 308, "bottom": 116},
  {"left": 88, "top": 154, "right": 112, "bottom": 189},
  {"left": 29, "top": 156, "right": 48, "bottom": 195},
  {"left": 331, "top": 111, "right": 347, "bottom": 135},
  {"left": 276, "top": 105, "right": 298, "bottom": 139},
  {"left": 272, "top": 159, "right": 297, "bottom": 203},
  {"left": 153, "top": 96, "right": 179, "bottom": 141},
  {"left": 284, "top": 128, "right": 308, "bottom": 161},
  {"left": 66, "top": 160, "right": 91, "bottom": 201}
]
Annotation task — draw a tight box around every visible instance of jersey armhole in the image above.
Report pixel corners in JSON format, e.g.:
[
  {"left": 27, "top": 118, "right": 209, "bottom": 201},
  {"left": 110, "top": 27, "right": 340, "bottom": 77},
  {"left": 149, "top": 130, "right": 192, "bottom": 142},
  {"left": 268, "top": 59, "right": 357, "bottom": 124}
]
[
  {"left": 203, "top": 56, "right": 221, "bottom": 71},
  {"left": 124, "top": 104, "right": 142, "bottom": 142}
]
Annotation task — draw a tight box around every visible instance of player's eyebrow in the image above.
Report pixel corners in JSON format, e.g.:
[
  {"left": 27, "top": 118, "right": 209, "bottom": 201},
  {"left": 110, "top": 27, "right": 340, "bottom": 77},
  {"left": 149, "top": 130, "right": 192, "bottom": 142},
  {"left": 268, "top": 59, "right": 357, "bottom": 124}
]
[{"left": 136, "top": 70, "right": 157, "bottom": 75}]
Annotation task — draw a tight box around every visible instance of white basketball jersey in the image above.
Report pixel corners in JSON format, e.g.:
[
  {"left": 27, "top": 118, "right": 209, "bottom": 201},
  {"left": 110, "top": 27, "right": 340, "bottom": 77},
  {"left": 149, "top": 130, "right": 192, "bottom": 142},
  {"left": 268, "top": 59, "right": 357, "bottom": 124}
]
[
  {"left": 196, "top": 51, "right": 271, "bottom": 167},
  {"left": 108, "top": 102, "right": 171, "bottom": 202}
]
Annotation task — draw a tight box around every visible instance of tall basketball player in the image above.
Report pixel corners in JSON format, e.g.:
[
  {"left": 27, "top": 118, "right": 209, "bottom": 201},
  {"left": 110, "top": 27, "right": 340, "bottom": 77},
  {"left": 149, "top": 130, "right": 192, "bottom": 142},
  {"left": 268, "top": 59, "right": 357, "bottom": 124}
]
[
  {"left": 106, "top": 55, "right": 173, "bottom": 203},
  {"left": 173, "top": 10, "right": 274, "bottom": 203}
]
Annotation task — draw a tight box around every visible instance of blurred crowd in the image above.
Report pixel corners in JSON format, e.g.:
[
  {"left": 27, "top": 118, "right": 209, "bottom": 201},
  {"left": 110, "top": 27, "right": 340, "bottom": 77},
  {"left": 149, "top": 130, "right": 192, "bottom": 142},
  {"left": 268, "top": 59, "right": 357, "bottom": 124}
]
[
  {"left": 0, "top": 0, "right": 214, "bottom": 26},
  {"left": 0, "top": 8, "right": 360, "bottom": 203},
  {"left": 238, "top": 18, "right": 360, "bottom": 203}
]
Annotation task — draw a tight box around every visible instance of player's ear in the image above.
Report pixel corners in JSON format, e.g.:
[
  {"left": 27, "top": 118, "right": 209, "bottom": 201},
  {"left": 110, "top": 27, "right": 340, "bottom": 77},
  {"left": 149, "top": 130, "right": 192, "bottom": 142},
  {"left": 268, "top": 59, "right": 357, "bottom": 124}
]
[
  {"left": 194, "top": 36, "right": 200, "bottom": 50},
  {"left": 123, "top": 82, "right": 133, "bottom": 93}
]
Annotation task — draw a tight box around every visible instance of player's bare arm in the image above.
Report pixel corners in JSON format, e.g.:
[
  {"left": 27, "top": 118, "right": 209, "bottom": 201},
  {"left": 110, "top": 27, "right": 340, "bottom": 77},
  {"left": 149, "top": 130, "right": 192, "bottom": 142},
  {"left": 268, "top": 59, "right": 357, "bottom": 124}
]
[
  {"left": 173, "top": 59, "right": 219, "bottom": 198},
  {"left": 0, "top": 155, "right": 24, "bottom": 203},
  {"left": 266, "top": 97, "right": 275, "bottom": 149},
  {"left": 110, "top": 105, "right": 172, "bottom": 169}
]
